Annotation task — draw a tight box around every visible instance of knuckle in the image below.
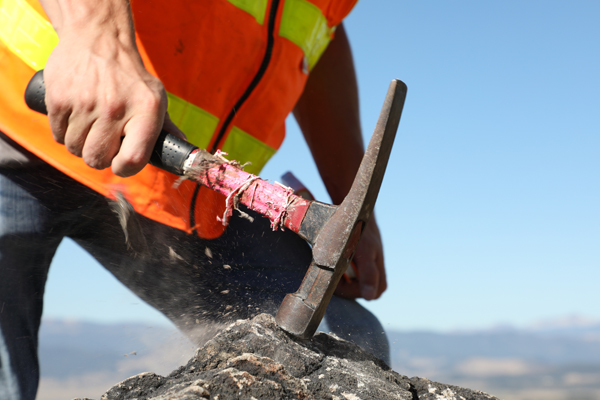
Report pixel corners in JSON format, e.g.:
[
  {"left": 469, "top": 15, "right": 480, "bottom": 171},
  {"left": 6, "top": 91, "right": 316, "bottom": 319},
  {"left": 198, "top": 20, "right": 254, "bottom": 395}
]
[
  {"left": 127, "top": 151, "right": 148, "bottom": 168},
  {"left": 84, "top": 156, "right": 110, "bottom": 170},
  {"left": 141, "top": 92, "right": 163, "bottom": 113},
  {"left": 101, "top": 102, "right": 126, "bottom": 121},
  {"left": 65, "top": 138, "right": 84, "bottom": 157},
  {"left": 45, "top": 86, "right": 68, "bottom": 111},
  {"left": 74, "top": 90, "right": 97, "bottom": 113},
  {"left": 81, "top": 135, "right": 119, "bottom": 170},
  {"left": 147, "top": 78, "right": 166, "bottom": 96},
  {"left": 45, "top": 97, "right": 64, "bottom": 115},
  {"left": 117, "top": 152, "right": 147, "bottom": 176},
  {"left": 137, "top": 83, "right": 166, "bottom": 113},
  {"left": 82, "top": 149, "right": 111, "bottom": 170}
]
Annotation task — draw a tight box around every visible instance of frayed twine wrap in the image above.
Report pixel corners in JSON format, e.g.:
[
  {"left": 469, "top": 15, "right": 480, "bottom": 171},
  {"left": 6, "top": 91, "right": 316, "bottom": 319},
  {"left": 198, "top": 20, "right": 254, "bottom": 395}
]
[
  {"left": 217, "top": 175, "right": 260, "bottom": 226},
  {"left": 269, "top": 183, "right": 295, "bottom": 231}
]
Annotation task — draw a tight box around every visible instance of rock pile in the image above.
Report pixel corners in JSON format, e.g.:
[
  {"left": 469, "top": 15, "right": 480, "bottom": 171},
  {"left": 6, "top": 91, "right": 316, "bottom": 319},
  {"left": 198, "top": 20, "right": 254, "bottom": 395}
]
[{"left": 82, "top": 314, "right": 500, "bottom": 400}]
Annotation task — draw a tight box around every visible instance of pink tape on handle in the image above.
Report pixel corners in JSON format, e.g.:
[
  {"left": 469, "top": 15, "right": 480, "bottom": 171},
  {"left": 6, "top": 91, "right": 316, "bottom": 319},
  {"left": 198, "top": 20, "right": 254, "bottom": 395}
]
[{"left": 186, "top": 151, "right": 311, "bottom": 232}]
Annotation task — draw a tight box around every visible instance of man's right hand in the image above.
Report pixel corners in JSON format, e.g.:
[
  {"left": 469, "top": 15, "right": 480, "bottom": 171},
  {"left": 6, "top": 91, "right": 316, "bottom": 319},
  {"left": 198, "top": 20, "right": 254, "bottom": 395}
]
[{"left": 40, "top": 0, "right": 182, "bottom": 177}]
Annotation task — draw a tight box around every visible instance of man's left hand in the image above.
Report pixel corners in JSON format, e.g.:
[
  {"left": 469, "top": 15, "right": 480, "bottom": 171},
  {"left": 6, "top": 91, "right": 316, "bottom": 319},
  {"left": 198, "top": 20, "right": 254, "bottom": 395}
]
[{"left": 335, "top": 216, "right": 387, "bottom": 300}]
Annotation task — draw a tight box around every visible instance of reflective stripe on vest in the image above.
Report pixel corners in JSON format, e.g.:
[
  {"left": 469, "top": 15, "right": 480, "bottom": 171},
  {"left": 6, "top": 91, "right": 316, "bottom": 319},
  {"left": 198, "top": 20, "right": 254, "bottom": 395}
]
[
  {"left": 231, "top": 0, "right": 336, "bottom": 70},
  {"left": 0, "top": 0, "right": 277, "bottom": 174},
  {"left": 227, "top": 0, "right": 268, "bottom": 25},
  {"left": 0, "top": 0, "right": 57, "bottom": 69},
  {"left": 280, "top": 0, "right": 336, "bottom": 70}
]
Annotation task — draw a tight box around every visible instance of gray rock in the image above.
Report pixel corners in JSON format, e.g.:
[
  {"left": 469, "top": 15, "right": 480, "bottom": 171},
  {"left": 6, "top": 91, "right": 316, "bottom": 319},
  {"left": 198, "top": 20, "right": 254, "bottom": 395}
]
[
  {"left": 410, "top": 377, "right": 499, "bottom": 400},
  {"left": 86, "top": 314, "right": 500, "bottom": 400}
]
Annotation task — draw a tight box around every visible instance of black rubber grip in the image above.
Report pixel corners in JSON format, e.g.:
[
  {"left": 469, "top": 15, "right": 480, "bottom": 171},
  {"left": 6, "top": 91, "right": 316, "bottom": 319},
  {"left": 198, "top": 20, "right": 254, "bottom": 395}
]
[
  {"left": 24, "top": 70, "right": 48, "bottom": 114},
  {"left": 24, "top": 70, "right": 197, "bottom": 176},
  {"left": 149, "top": 129, "right": 196, "bottom": 175}
]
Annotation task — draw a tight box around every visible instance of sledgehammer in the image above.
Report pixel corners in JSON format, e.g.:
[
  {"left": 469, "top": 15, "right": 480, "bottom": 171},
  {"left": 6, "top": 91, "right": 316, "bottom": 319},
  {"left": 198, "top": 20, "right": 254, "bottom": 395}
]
[{"left": 25, "top": 70, "right": 406, "bottom": 338}]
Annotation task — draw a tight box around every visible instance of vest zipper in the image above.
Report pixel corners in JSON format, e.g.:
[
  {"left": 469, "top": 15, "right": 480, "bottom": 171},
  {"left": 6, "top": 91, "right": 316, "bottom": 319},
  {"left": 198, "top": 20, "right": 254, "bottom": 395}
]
[
  {"left": 209, "top": 0, "right": 282, "bottom": 153},
  {"left": 191, "top": 0, "right": 282, "bottom": 234}
]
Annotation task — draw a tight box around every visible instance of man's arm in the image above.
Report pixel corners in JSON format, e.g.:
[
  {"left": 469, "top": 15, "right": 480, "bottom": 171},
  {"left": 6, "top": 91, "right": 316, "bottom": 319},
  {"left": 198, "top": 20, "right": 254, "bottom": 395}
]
[
  {"left": 39, "top": 0, "right": 182, "bottom": 177},
  {"left": 293, "top": 24, "right": 387, "bottom": 300}
]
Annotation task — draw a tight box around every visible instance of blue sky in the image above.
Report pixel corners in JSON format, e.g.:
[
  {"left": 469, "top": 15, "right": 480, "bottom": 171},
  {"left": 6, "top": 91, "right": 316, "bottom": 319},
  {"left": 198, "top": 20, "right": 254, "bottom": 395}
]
[{"left": 43, "top": 1, "right": 600, "bottom": 332}]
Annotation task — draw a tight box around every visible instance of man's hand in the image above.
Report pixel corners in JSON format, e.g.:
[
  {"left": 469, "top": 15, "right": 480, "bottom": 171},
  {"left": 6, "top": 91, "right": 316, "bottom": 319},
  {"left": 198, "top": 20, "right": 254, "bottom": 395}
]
[
  {"left": 335, "top": 217, "right": 387, "bottom": 300},
  {"left": 40, "top": 0, "right": 180, "bottom": 177}
]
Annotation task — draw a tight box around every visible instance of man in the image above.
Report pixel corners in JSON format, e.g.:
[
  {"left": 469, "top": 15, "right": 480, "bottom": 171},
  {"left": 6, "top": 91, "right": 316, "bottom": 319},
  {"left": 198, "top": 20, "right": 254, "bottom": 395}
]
[{"left": 0, "top": 0, "right": 389, "bottom": 399}]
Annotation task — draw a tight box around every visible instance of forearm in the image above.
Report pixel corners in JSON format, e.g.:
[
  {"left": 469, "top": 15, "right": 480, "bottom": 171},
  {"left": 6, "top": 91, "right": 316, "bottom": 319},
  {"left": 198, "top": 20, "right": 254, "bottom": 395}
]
[
  {"left": 293, "top": 24, "right": 363, "bottom": 205},
  {"left": 39, "top": 0, "right": 135, "bottom": 42}
]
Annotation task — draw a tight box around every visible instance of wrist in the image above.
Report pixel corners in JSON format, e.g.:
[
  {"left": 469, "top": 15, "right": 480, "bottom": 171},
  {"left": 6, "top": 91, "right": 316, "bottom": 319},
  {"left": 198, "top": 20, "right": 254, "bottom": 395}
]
[{"left": 44, "top": 0, "right": 136, "bottom": 47}]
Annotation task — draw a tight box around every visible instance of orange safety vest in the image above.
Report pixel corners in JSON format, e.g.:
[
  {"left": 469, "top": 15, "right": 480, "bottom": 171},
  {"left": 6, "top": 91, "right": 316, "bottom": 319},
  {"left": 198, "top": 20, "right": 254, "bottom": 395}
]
[{"left": 0, "top": 0, "right": 357, "bottom": 238}]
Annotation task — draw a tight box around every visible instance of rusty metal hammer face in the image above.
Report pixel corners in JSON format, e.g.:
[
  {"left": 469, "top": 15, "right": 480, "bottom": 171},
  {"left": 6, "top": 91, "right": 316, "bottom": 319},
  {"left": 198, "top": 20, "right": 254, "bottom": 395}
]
[{"left": 25, "top": 71, "right": 406, "bottom": 339}]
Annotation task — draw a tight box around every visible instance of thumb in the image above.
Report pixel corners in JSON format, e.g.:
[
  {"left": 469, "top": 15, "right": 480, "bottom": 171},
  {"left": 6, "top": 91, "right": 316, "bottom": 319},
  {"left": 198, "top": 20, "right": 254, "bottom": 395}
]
[
  {"left": 112, "top": 112, "right": 163, "bottom": 177},
  {"left": 162, "top": 112, "right": 188, "bottom": 141}
]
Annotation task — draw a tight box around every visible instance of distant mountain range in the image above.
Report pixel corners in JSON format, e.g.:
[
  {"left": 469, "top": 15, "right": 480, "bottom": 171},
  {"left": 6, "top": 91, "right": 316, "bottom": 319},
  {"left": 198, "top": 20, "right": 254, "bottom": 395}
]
[
  {"left": 389, "top": 326, "right": 600, "bottom": 368},
  {"left": 36, "top": 317, "right": 600, "bottom": 400},
  {"left": 388, "top": 318, "right": 600, "bottom": 399}
]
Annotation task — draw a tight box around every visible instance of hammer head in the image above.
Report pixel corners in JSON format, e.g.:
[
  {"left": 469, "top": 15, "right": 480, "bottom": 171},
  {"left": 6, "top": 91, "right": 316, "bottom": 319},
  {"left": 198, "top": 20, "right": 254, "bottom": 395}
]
[{"left": 275, "top": 79, "right": 407, "bottom": 338}]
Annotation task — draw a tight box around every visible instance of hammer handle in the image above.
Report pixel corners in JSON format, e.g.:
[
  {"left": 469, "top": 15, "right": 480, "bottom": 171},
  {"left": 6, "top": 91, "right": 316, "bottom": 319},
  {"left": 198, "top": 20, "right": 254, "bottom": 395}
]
[
  {"left": 23, "top": 70, "right": 318, "bottom": 235},
  {"left": 24, "top": 70, "right": 197, "bottom": 176}
]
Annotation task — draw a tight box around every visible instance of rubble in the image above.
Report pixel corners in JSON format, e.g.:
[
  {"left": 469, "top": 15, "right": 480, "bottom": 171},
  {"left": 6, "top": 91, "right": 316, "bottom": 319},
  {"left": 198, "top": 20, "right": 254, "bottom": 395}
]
[{"left": 81, "top": 314, "right": 500, "bottom": 400}]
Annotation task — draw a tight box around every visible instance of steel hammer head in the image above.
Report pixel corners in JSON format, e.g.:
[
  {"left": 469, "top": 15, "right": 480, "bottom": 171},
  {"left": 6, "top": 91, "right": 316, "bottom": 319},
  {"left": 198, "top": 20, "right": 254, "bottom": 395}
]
[{"left": 275, "top": 79, "right": 407, "bottom": 338}]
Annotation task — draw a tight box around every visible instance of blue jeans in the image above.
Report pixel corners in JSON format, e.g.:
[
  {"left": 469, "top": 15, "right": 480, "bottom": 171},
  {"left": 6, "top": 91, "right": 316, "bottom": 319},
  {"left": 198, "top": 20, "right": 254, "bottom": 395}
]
[{"left": 0, "top": 164, "right": 389, "bottom": 400}]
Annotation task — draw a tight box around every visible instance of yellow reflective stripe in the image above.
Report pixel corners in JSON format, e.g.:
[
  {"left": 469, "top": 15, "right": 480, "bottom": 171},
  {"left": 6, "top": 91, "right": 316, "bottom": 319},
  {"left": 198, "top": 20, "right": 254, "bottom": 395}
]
[
  {"left": 0, "top": 0, "right": 57, "bottom": 70},
  {"left": 167, "top": 93, "right": 219, "bottom": 150},
  {"left": 221, "top": 126, "right": 276, "bottom": 175},
  {"left": 227, "top": 0, "right": 268, "bottom": 25},
  {"left": 279, "top": 0, "right": 335, "bottom": 71},
  {"left": 228, "top": 0, "right": 335, "bottom": 70}
]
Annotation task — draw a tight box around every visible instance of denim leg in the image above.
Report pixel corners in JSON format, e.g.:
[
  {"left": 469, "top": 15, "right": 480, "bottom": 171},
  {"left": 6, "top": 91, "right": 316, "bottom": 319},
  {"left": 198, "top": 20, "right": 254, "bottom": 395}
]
[
  {"left": 324, "top": 297, "right": 390, "bottom": 365},
  {"left": 0, "top": 170, "right": 63, "bottom": 400},
  {"left": 0, "top": 165, "right": 111, "bottom": 400}
]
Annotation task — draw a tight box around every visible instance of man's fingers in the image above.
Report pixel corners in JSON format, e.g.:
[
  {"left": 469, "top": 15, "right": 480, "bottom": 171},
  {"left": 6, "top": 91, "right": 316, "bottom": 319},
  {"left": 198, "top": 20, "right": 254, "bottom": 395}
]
[
  {"left": 334, "top": 256, "right": 382, "bottom": 300},
  {"left": 336, "top": 216, "right": 387, "bottom": 300},
  {"left": 377, "top": 255, "right": 388, "bottom": 297},
  {"left": 111, "top": 82, "right": 168, "bottom": 176},
  {"left": 357, "top": 256, "right": 380, "bottom": 300},
  {"left": 334, "top": 279, "right": 362, "bottom": 298},
  {"left": 80, "top": 119, "right": 124, "bottom": 170},
  {"left": 112, "top": 114, "right": 162, "bottom": 176},
  {"left": 47, "top": 102, "right": 71, "bottom": 146},
  {"left": 61, "top": 119, "right": 90, "bottom": 157},
  {"left": 163, "top": 113, "right": 187, "bottom": 141}
]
